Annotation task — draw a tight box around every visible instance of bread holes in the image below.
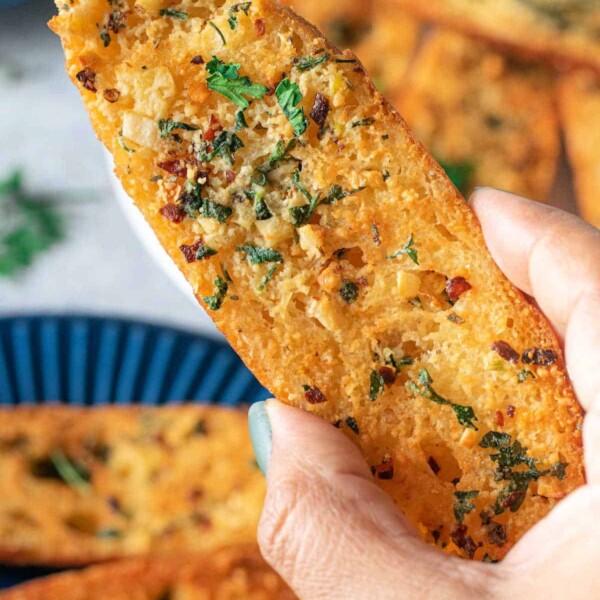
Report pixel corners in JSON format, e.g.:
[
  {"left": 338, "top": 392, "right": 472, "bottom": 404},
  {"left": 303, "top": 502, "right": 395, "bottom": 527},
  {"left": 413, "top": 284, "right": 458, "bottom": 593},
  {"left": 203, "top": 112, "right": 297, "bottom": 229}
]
[
  {"left": 65, "top": 511, "right": 100, "bottom": 536},
  {"left": 341, "top": 246, "right": 365, "bottom": 269},
  {"left": 506, "top": 318, "right": 514, "bottom": 328},
  {"left": 6, "top": 509, "right": 38, "bottom": 527},
  {"left": 421, "top": 438, "right": 463, "bottom": 484},
  {"left": 261, "top": 308, "right": 275, "bottom": 326},
  {"left": 289, "top": 32, "right": 305, "bottom": 52}
]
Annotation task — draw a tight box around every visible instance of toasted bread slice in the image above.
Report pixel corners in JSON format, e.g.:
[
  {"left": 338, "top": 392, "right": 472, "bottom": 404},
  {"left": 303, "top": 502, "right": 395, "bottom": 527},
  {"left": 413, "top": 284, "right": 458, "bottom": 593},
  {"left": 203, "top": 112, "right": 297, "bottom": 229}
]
[
  {"left": 0, "top": 545, "right": 295, "bottom": 599},
  {"left": 281, "top": 0, "right": 420, "bottom": 95},
  {"left": 51, "top": 0, "right": 584, "bottom": 560},
  {"left": 559, "top": 69, "right": 600, "bottom": 228},
  {"left": 396, "top": 30, "right": 560, "bottom": 200},
  {"left": 0, "top": 406, "right": 264, "bottom": 566},
  {"left": 393, "top": 0, "right": 600, "bottom": 73}
]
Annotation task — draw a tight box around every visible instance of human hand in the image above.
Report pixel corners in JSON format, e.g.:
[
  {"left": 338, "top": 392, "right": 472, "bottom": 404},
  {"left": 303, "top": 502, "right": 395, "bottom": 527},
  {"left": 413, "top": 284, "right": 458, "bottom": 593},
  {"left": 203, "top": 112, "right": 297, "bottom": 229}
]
[{"left": 248, "top": 189, "right": 600, "bottom": 600}]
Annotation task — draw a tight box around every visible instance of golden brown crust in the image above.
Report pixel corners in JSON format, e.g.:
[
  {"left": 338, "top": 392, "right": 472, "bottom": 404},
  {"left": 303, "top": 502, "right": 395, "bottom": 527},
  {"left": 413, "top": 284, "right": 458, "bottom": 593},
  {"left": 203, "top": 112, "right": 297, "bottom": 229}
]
[
  {"left": 51, "top": 0, "right": 584, "bottom": 560},
  {"left": 0, "top": 406, "right": 264, "bottom": 566},
  {"left": 393, "top": 0, "right": 600, "bottom": 73},
  {"left": 0, "top": 545, "right": 295, "bottom": 599},
  {"left": 559, "top": 69, "right": 600, "bottom": 228},
  {"left": 395, "top": 30, "right": 560, "bottom": 201}
]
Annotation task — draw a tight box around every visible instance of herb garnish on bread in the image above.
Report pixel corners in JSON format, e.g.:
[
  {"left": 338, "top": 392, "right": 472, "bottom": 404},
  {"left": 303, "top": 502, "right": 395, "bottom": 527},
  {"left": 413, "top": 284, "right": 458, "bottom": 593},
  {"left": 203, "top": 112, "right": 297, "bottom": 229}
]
[
  {"left": 50, "top": 0, "right": 584, "bottom": 560},
  {"left": 0, "top": 406, "right": 264, "bottom": 566}
]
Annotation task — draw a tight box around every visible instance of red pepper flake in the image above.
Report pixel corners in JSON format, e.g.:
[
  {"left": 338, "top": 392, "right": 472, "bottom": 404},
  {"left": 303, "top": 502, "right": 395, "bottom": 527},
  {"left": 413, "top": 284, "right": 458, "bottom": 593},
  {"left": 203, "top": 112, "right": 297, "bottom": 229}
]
[
  {"left": 450, "top": 525, "right": 477, "bottom": 559},
  {"left": 225, "top": 170, "right": 236, "bottom": 184},
  {"left": 491, "top": 341, "right": 520, "bottom": 365},
  {"left": 209, "top": 115, "right": 223, "bottom": 132},
  {"left": 506, "top": 405, "right": 516, "bottom": 418},
  {"left": 254, "top": 18, "right": 266, "bottom": 36},
  {"left": 204, "top": 129, "right": 215, "bottom": 143},
  {"left": 160, "top": 203, "right": 186, "bottom": 224},
  {"left": 157, "top": 159, "right": 188, "bottom": 178},
  {"left": 446, "top": 277, "right": 472, "bottom": 302},
  {"left": 495, "top": 411, "right": 505, "bottom": 427},
  {"left": 427, "top": 456, "right": 441, "bottom": 475},
  {"left": 378, "top": 366, "right": 396, "bottom": 385},
  {"left": 304, "top": 385, "right": 327, "bottom": 404},
  {"left": 76, "top": 68, "right": 97, "bottom": 93},
  {"left": 187, "top": 488, "right": 204, "bottom": 502},
  {"left": 180, "top": 240, "right": 204, "bottom": 263},
  {"left": 375, "top": 458, "right": 394, "bottom": 480},
  {"left": 103, "top": 88, "right": 120, "bottom": 103},
  {"left": 310, "top": 93, "right": 330, "bottom": 128},
  {"left": 356, "top": 276, "right": 369, "bottom": 287},
  {"left": 190, "top": 55, "right": 204, "bottom": 65},
  {"left": 486, "top": 521, "right": 507, "bottom": 547},
  {"left": 522, "top": 347, "right": 557, "bottom": 366}
]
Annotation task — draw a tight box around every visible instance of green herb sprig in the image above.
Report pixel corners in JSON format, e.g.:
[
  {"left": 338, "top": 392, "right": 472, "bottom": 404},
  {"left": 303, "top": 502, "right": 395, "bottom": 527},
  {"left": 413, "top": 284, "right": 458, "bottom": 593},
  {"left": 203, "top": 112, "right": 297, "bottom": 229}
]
[
  {"left": 206, "top": 56, "right": 267, "bottom": 108},
  {"left": 276, "top": 78, "right": 309, "bottom": 136}
]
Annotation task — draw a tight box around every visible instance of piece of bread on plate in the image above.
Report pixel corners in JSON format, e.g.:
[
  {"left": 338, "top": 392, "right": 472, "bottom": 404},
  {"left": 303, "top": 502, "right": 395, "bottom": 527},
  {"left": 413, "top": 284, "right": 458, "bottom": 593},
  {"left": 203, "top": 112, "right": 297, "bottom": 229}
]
[
  {"left": 281, "top": 0, "right": 420, "bottom": 95},
  {"left": 0, "top": 405, "right": 264, "bottom": 566},
  {"left": 0, "top": 545, "right": 295, "bottom": 599},
  {"left": 393, "top": 0, "right": 600, "bottom": 72},
  {"left": 396, "top": 30, "right": 560, "bottom": 200},
  {"left": 559, "top": 68, "right": 600, "bottom": 228},
  {"left": 50, "top": 0, "right": 584, "bottom": 560}
]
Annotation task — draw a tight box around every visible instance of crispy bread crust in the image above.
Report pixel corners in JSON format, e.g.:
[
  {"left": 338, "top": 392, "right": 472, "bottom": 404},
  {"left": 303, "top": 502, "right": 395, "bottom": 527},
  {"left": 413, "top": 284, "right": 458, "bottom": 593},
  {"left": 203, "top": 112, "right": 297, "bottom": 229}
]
[
  {"left": 0, "top": 545, "right": 295, "bottom": 599},
  {"left": 0, "top": 406, "right": 264, "bottom": 566},
  {"left": 51, "top": 0, "right": 584, "bottom": 560},
  {"left": 393, "top": 0, "right": 600, "bottom": 74}
]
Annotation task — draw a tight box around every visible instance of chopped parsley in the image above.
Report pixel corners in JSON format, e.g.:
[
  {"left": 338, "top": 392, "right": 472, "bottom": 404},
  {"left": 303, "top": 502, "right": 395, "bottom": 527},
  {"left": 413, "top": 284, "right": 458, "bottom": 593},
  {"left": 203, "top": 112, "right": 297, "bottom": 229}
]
[
  {"left": 50, "top": 450, "right": 91, "bottom": 493},
  {"left": 118, "top": 130, "right": 135, "bottom": 153},
  {"left": 234, "top": 109, "right": 248, "bottom": 131},
  {"left": 454, "top": 491, "right": 479, "bottom": 524},
  {"left": 199, "top": 198, "right": 233, "bottom": 223},
  {"left": 322, "top": 184, "right": 365, "bottom": 205},
  {"left": 208, "top": 21, "right": 227, "bottom": 45},
  {"left": 345, "top": 416, "right": 359, "bottom": 435},
  {"left": 369, "top": 370, "right": 385, "bottom": 401},
  {"left": 295, "top": 53, "right": 329, "bottom": 72},
  {"left": 196, "top": 245, "right": 217, "bottom": 260},
  {"left": 198, "top": 130, "right": 244, "bottom": 165},
  {"left": 206, "top": 56, "right": 267, "bottom": 108},
  {"left": 383, "top": 349, "right": 413, "bottom": 373},
  {"left": 258, "top": 264, "right": 279, "bottom": 291},
  {"left": 517, "top": 369, "right": 536, "bottom": 383},
  {"left": 257, "top": 139, "right": 297, "bottom": 174},
  {"left": 227, "top": 2, "right": 251, "bottom": 30},
  {"left": 204, "top": 276, "right": 228, "bottom": 310},
  {"left": 407, "top": 369, "right": 478, "bottom": 430},
  {"left": 480, "top": 431, "right": 568, "bottom": 515},
  {"left": 438, "top": 159, "right": 475, "bottom": 196},
  {"left": 159, "top": 8, "right": 188, "bottom": 20},
  {"left": 340, "top": 280, "right": 359, "bottom": 304},
  {"left": 0, "top": 171, "right": 65, "bottom": 277},
  {"left": 276, "top": 78, "right": 309, "bottom": 136},
  {"left": 236, "top": 244, "right": 282, "bottom": 264},
  {"left": 244, "top": 183, "right": 272, "bottom": 220},
  {"left": 100, "top": 28, "right": 111, "bottom": 47},
  {"left": 158, "top": 119, "right": 198, "bottom": 139},
  {"left": 371, "top": 223, "right": 381, "bottom": 245},
  {"left": 352, "top": 117, "right": 375, "bottom": 128},
  {"left": 389, "top": 234, "right": 419, "bottom": 265}
]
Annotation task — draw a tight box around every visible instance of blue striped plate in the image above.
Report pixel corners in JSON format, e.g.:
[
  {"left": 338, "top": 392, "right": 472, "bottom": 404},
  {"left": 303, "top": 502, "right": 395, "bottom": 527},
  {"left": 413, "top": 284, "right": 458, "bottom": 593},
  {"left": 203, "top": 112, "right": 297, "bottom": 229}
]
[{"left": 0, "top": 315, "right": 270, "bottom": 588}]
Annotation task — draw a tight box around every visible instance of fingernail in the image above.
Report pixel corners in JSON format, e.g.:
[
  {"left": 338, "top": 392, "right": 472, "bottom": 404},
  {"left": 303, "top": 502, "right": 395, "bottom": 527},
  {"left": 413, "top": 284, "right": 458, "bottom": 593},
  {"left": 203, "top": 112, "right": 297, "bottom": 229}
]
[{"left": 248, "top": 401, "right": 272, "bottom": 476}]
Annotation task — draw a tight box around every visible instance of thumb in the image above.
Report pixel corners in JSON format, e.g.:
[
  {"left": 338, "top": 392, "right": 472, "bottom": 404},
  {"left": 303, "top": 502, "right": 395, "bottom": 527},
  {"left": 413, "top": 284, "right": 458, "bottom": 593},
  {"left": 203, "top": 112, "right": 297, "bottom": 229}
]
[{"left": 248, "top": 400, "right": 493, "bottom": 600}]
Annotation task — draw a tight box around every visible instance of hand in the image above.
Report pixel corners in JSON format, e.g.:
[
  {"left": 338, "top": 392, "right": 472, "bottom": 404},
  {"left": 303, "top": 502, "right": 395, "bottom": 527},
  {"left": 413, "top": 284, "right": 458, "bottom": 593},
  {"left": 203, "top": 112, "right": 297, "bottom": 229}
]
[{"left": 248, "top": 189, "right": 600, "bottom": 600}]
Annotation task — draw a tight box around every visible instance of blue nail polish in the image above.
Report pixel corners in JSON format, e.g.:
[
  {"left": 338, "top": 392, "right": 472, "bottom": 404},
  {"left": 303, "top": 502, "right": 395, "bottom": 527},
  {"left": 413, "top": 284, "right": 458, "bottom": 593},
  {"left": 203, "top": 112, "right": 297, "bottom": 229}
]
[{"left": 248, "top": 401, "right": 272, "bottom": 476}]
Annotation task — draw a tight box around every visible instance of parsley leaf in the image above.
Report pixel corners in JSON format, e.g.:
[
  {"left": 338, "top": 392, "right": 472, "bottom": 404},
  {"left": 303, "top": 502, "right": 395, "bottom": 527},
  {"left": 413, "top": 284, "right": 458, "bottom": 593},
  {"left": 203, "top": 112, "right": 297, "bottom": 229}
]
[
  {"left": 244, "top": 183, "right": 272, "bottom": 220},
  {"left": 257, "top": 139, "right": 297, "bottom": 173},
  {"left": 454, "top": 491, "right": 479, "bottom": 524},
  {"left": 258, "top": 264, "right": 279, "bottom": 291},
  {"left": 208, "top": 21, "right": 227, "bottom": 45},
  {"left": 276, "top": 78, "right": 309, "bottom": 136},
  {"left": 369, "top": 370, "right": 385, "bottom": 401},
  {"left": 407, "top": 369, "right": 478, "bottom": 430},
  {"left": 322, "top": 184, "right": 365, "bottom": 205},
  {"left": 295, "top": 53, "right": 329, "bottom": 71},
  {"left": 236, "top": 244, "right": 282, "bottom": 264},
  {"left": 118, "top": 131, "right": 135, "bottom": 153},
  {"left": 159, "top": 8, "right": 188, "bottom": 20},
  {"left": 158, "top": 119, "right": 198, "bottom": 138},
  {"left": 199, "top": 198, "right": 232, "bottom": 223},
  {"left": 204, "top": 276, "right": 228, "bottom": 310},
  {"left": 340, "top": 280, "right": 359, "bottom": 304},
  {"left": 206, "top": 56, "right": 267, "bottom": 109},
  {"left": 352, "top": 117, "right": 375, "bottom": 128},
  {"left": 50, "top": 450, "right": 91, "bottom": 493},
  {"left": 383, "top": 349, "right": 413, "bottom": 373},
  {"left": 100, "top": 28, "right": 111, "bottom": 47},
  {"left": 196, "top": 245, "right": 217, "bottom": 260},
  {"left": 234, "top": 109, "right": 248, "bottom": 131},
  {"left": 228, "top": 2, "right": 252, "bottom": 30},
  {"left": 289, "top": 170, "right": 320, "bottom": 226},
  {"left": 389, "top": 234, "right": 419, "bottom": 265},
  {"left": 198, "top": 130, "right": 244, "bottom": 165},
  {"left": 517, "top": 369, "right": 536, "bottom": 383},
  {"left": 0, "top": 171, "right": 65, "bottom": 277}
]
